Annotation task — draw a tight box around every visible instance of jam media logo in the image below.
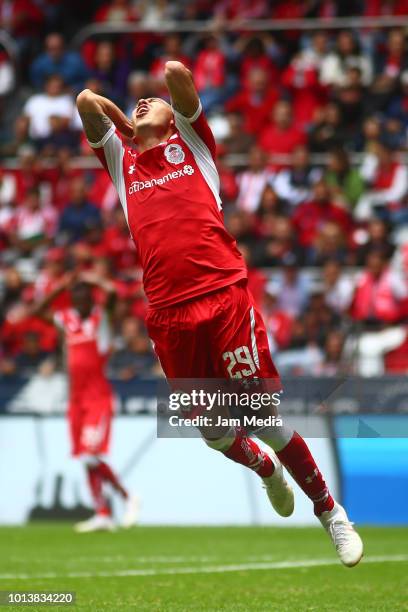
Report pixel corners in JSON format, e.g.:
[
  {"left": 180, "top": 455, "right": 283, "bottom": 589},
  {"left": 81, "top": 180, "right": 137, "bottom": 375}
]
[
  {"left": 128, "top": 165, "right": 195, "bottom": 194},
  {"left": 164, "top": 143, "right": 185, "bottom": 164}
]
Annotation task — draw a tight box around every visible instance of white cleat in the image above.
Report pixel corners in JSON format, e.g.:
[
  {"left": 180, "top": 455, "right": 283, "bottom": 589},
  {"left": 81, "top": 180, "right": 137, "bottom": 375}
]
[
  {"left": 318, "top": 502, "right": 364, "bottom": 567},
  {"left": 262, "top": 452, "right": 294, "bottom": 517},
  {"left": 122, "top": 494, "right": 140, "bottom": 528},
  {"left": 74, "top": 514, "right": 115, "bottom": 533}
]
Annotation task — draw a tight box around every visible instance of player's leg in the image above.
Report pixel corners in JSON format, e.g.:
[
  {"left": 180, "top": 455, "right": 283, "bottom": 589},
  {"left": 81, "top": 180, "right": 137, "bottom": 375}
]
[
  {"left": 146, "top": 301, "right": 279, "bottom": 486},
  {"left": 212, "top": 283, "right": 363, "bottom": 565},
  {"left": 67, "top": 400, "right": 113, "bottom": 532},
  {"left": 87, "top": 392, "right": 139, "bottom": 528}
]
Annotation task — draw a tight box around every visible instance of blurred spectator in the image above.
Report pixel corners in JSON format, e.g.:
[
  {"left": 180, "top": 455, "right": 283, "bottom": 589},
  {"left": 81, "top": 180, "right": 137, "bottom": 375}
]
[
  {"left": 364, "top": 0, "right": 408, "bottom": 16},
  {"left": 308, "top": 102, "right": 345, "bottom": 152},
  {"left": 236, "top": 146, "right": 270, "bottom": 213},
  {"left": 237, "top": 243, "right": 266, "bottom": 310},
  {"left": 273, "top": 145, "right": 322, "bottom": 209},
  {"left": 42, "top": 149, "right": 82, "bottom": 210},
  {"left": 59, "top": 178, "right": 101, "bottom": 243},
  {"left": 388, "top": 69, "right": 408, "bottom": 127},
  {"left": 102, "top": 207, "right": 138, "bottom": 271},
  {"left": 226, "top": 67, "right": 279, "bottom": 135},
  {"left": 38, "top": 115, "right": 80, "bottom": 155},
  {"left": 351, "top": 250, "right": 408, "bottom": 325},
  {"left": 255, "top": 215, "right": 303, "bottom": 267},
  {"left": 309, "top": 221, "right": 348, "bottom": 266},
  {"left": 109, "top": 318, "right": 156, "bottom": 380},
  {"left": 355, "top": 219, "right": 395, "bottom": 265},
  {"left": 320, "top": 30, "right": 373, "bottom": 87},
  {"left": 11, "top": 331, "right": 51, "bottom": 376},
  {"left": 222, "top": 112, "right": 254, "bottom": 155},
  {"left": 0, "top": 0, "right": 43, "bottom": 51},
  {"left": 375, "top": 28, "right": 408, "bottom": 80},
  {"left": 281, "top": 47, "right": 327, "bottom": 127},
  {"left": 138, "top": 0, "right": 177, "bottom": 26},
  {"left": 272, "top": 259, "right": 310, "bottom": 317},
  {"left": 194, "top": 35, "right": 226, "bottom": 112},
  {"left": 356, "top": 139, "right": 408, "bottom": 222},
  {"left": 313, "top": 330, "right": 348, "bottom": 376},
  {"left": 322, "top": 259, "right": 354, "bottom": 314},
  {"left": 325, "top": 148, "right": 365, "bottom": 210},
  {"left": 333, "top": 67, "right": 368, "bottom": 141},
  {"left": 358, "top": 115, "right": 382, "bottom": 152},
  {"left": 88, "top": 41, "right": 130, "bottom": 105},
  {"left": 217, "top": 150, "right": 239, "bottom": 205},
  {"left": 30, "top": 33, "right": 88, "bottom": 91},
  {"left": 297, "top": 31, "right": 328, "bottom": 72},
  {"left": 293, "top": 179, "right": 352, "bottom": 250},
  {"left": 237, "top": 35, "right": 281, "bottom": 89},
  {"left": 225, "top": 210, "right": 257, "bottom": 251},
  {"left": 94, "top": 0, "right": 138, "bottom": 23},
  {"left": 0, "top": 166, "right": 16, "bottom": 206},
  {"left": 11, "top": 187, "right": 56, "bottom": 255},
  {"left": 0, "top": 116, "right": 32, "bottom": 158},
  {"left": 150, "top": 34, "right": 190, "bottom": 98},
  {"left": 258, "top": 100, "right": 306, "bottom": 159},
  {"left": 0, "top": 49, "right": 14, "bottom": 97},
  {"left": 215, "top": 0, "right": 270, "bottom": 20},
  {"left": 263, "top": 282, "right": 294, "bottom": 350},
  {"left": 23, "top": 74, "right": 74, "bottom": 141}
]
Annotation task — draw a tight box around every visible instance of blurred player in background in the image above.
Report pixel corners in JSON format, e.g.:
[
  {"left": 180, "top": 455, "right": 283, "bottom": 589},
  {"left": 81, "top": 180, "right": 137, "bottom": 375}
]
[
  {"left": 33, "top": 272, "right": 139, "bottom": 532},
  {"left": 76, "top": 62, "right": 363, "bottom": 564}
]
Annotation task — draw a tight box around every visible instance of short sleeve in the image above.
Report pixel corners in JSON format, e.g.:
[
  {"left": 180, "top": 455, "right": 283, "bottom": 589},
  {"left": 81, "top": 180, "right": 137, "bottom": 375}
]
[
  {"left": 172, "top": 101, "right": 217, "bottom": 161},
  {"left": 88, "top": 126, "right": 129, "bottom": 223}
]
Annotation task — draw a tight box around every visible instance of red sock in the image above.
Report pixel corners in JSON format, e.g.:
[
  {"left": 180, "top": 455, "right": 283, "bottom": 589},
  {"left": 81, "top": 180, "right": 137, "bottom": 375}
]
[
  {"left": 224, "top": 435, "right": 274, "bottom": 478},
  {"left": 86, "top": 465, "right": 110, "bottom": 516},
  {"left": 276, "top": 432, "right": 334, "bottom": 515},
  {"left": 98, "top": 460, "right": 128, "bottom": 499}
]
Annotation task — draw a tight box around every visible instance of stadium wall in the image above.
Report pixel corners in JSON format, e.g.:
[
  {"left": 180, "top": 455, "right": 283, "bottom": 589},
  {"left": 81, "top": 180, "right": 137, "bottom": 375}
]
[{"left": 1, "top": 415, "right": 338, "bottom": 526}]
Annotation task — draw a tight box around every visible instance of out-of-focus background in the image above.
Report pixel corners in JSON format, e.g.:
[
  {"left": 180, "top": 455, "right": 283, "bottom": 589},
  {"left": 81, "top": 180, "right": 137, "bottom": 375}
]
[{"left": 0, "top": 0, "right": 408, "bottom": 527}]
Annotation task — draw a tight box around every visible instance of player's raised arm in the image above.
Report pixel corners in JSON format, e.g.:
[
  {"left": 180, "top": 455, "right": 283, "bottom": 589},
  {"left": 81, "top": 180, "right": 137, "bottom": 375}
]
[
  {"left": 164, "top": 61, "right": 200, "bottom": 118},
  {"left": 76, "top": 89, "right": 134, "bottom": 144},
  {"left": 30, "top": 271, "right": 78, "bottom": 325}
]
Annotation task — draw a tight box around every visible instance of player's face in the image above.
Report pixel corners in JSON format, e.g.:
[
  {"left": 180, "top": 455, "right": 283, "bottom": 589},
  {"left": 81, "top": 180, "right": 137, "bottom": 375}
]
[
  {"left": 132, "top": 98, "right": 174, "bottom": 137},
  {"left": 72, "top": 284, "right": 93, "bottom": 318}
]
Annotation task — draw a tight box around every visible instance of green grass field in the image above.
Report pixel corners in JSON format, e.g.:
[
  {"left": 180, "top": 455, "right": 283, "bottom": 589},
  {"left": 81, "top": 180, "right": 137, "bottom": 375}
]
[{"left": 1, "top": 524, "right": 407, "bottom": 611}]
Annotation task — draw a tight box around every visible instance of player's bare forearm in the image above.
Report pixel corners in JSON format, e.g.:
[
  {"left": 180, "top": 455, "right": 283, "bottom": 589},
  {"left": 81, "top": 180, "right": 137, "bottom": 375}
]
[
  {"left": 76, "top": 89, "right": 134, "bottom": 142},
  {"left": 164, "top": 61, "right": 200, "bottom": 118}
]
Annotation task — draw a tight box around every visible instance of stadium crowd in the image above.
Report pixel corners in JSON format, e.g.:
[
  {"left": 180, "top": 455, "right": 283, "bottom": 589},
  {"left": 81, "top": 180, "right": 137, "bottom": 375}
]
[{"left": 1, "top": 0, "right": 408, "bottom": 380}]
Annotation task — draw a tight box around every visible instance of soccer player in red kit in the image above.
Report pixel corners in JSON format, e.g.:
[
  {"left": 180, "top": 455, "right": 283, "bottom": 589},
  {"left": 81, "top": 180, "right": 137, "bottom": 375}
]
[
  {"left": 77, "top": 62, "right": 363, "bottom": 565},
  {"left": 34, "top": 274, "right": 139, "bottom": 532}
]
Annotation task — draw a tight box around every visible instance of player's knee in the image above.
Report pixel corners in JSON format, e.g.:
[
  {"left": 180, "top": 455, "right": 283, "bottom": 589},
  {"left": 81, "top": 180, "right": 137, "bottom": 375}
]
[
  {"left": 80, "top": 454, "right": 101, "bottom": 468},
  {"left": 204, "top": 428, "right": 235, "bottom": 453}
]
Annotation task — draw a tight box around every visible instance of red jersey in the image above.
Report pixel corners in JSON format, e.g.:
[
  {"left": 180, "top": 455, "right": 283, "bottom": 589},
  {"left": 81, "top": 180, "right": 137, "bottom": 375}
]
[
  {"left": 89, "top": 102, "right": 246, "bottom": 308},
  {"left": 54, "top": 307, "right": 111, "bottom": 392}
]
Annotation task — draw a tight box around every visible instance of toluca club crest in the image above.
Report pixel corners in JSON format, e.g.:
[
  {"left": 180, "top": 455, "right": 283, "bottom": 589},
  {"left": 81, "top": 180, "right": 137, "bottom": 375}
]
[{"left": 164, "top": 143, "right": 185, "bottom": 164}]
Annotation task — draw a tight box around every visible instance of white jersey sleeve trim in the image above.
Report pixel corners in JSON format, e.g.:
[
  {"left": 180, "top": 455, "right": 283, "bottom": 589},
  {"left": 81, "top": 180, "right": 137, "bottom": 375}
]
[
  {"left": 99, "top": 130, "right": 129, "bottom": 223},
  {"left": 172, "top": 101, "right": 202, "bottom": 124},
  {"left": 172, "top": 102, "right": 222, "bottom": 210},
  {"left": 87, "top": 124, "right": 116, "bottom": 149}
]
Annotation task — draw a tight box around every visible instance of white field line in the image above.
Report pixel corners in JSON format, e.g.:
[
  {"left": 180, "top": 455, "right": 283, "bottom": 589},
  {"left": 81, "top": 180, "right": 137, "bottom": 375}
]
[{"left": 0, "top": 555, "right": 407, "bottom": 580}]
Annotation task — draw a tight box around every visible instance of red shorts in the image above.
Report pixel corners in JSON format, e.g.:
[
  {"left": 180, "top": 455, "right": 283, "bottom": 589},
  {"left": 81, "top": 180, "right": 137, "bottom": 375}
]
[
  {"left": 146, "top": 281, "right": 281, "bottom": 387},
  {"left": 68, "top": 386, "right": 113, "bottom": 457}
]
